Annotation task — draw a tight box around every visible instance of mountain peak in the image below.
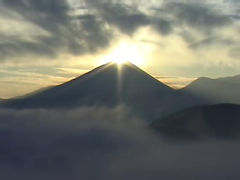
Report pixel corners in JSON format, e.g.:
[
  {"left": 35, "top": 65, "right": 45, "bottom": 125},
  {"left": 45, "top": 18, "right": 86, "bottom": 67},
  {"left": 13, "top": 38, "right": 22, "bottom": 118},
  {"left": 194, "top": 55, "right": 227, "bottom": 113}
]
[
  {"left": 2, "top": 61, "right": 171, "bottom": 106},
  {"left": 100, "top": 61, "right": 141, "bottom": 70},
  {"left": 68, "top": 61, "right": 166, "bottom": 89},
  {"left": 1, "top": 61, "right": 211, "bottom": 121}
]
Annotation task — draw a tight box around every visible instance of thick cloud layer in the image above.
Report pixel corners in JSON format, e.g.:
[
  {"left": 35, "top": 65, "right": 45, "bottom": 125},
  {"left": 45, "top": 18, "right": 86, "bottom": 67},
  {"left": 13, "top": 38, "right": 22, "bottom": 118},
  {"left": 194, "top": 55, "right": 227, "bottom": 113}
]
[
  {"left": 0, "top": 0, "right": 238, "bottom": 61},
  {"left": 0, "top": 0, "right": 112, "bottom": 60},
  {"left": 0, "top": 106, "right": 240, "bottom": 180}
]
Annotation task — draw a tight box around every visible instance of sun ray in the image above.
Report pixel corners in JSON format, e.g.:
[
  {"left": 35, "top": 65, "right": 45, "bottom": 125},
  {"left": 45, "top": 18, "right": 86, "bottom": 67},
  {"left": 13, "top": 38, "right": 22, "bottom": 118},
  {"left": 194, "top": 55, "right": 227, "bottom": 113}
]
[
  {"left": 113, "top": 59, "right": 127, "bottom": 64},
  {"left": 99, "top": 41, "right": 145, "bottom": 66}
]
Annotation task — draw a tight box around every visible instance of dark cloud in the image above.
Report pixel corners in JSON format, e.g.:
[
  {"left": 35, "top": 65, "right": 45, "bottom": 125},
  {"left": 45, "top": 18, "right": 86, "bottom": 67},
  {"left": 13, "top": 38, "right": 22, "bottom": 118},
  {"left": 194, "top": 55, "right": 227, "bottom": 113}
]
[
  {"left": 151, "top": 18, "right": 173, "bottom": 35},
  {"left": 111, "top": 13, "right": 149, "bottom": 34},
  {"left": 0, "top": 34, "right": 58, "bottom": 59},
  {"left": 0, "top": 0, "right": 237, "bottom": 61},
  {"left": 189, "top": 36, "right": 236, "bottom": 49},
  {"left": 231, "top": 14, "right": 240, "bottom": 20},
  {"left": 0, "top": 107, "right": 240, "bottom": 179},
  {"left": 0, "top": 0, "right": 112, "bottom": 60},
  {"left": 152, "top": 2, "right": 234, "bottom": 50},
  {"left": 161, "top": 2, "right": 232, "bottom": 33},
  {"left": 85, "top": 1, "right": 150, "bottom": 34},
  {"left": 228, "top": 0, "right": 240, "bottom": 6},
  {"left": 86, "top": 1, "right": 175, "bottom": 35}
]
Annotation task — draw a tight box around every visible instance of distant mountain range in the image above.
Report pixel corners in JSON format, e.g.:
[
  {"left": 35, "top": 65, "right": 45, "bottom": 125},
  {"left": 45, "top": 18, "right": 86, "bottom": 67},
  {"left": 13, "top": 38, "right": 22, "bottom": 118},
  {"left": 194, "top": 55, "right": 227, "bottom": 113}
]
[
  {"left": 152, "top": 74, "right": 240, "bottom": 140},
  {"left": 151, "top": 104, "right": 240, "bottom": 140},
  {"left": 0, "top": 62, "right": 239, "bottom": 123},
  {"left": 182, "top": 75, "right": 240, "bottom": 104}
]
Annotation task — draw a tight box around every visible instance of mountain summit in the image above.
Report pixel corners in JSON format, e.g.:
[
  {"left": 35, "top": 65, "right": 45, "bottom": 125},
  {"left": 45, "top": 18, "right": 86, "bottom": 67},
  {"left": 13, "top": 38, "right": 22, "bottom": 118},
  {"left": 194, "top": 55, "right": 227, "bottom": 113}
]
[{"left": 0, "top": 62, "right": 205, "bottom": 121}]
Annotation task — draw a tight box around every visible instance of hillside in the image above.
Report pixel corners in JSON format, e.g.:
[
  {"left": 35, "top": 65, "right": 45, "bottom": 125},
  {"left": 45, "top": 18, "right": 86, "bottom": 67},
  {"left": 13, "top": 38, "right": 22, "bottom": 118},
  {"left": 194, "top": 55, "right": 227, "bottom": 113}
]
[
  {"left": 183, "top": 75, "right": 240, "bottom": 104},
  {"left": 151, "top": 104, "right": 240, "bottom": 140}
]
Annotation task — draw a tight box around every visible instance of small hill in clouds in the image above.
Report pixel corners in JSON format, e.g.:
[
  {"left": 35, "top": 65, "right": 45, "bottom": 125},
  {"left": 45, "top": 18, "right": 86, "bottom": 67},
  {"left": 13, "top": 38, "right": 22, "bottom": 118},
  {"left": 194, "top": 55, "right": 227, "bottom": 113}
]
[
  {"left": 183, "top": 75, "right": 240, "bottom": 104},
  {"left": 1, "top": 62, "right": 206, "bottom": 121},
  {"left": 0, "top": 99, "right": 6, "bottom": 103},
  {"left": 151, "top": 104, "right": 240, "bottom": 140},
  {"left": 218, "top": 74, "right": 240, "bottom": 83}
]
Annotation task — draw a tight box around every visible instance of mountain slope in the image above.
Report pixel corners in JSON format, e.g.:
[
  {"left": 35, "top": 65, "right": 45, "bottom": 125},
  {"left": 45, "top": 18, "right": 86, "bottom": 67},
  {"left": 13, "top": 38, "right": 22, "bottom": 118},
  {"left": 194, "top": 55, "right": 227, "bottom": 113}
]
[
  {"left": 218, "top": 74, "right": 240, "bottom": 84},
  {"left": 0, "top": 98, "right": 6, "bottom": 103},
  {"left": 0, "top": 62, "right": 207, "bottom": 121},
  {"left": 182, "top": 75, "right": 240, "bottom": 104},
  {"left": 151, "top": 104, "right": 240, "bottom": 140},
  {"left": 2, "top": 62, "right": 171, "bottom": 106}
]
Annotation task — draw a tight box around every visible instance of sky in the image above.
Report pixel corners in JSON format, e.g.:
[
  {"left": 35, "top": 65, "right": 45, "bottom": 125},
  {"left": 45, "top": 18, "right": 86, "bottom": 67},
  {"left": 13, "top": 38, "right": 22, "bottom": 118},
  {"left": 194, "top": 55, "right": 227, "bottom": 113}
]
[{"left": 0, "top": 0, "right": 239, "bottom": 98}]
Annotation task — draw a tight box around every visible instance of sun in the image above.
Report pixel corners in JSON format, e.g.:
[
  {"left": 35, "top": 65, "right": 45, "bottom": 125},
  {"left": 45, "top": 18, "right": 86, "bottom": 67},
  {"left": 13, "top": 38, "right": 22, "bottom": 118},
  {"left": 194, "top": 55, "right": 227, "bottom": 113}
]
[
  {"left": 99, "top": 41, "right": 145, "bottom": 66},
  {"left": 112, "top": 59, "right": 127, "bottom": 64}
]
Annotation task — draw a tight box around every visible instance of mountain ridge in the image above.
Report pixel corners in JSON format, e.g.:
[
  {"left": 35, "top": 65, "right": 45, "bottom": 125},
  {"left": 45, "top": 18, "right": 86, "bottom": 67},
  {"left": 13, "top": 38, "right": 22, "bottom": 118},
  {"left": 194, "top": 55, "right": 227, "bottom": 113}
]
[
  {"left": 151, "top": 103, "right": 240, "bottom": 140},
  {"left": 183, "top": 74, "right": 240, "bottom": 104}
]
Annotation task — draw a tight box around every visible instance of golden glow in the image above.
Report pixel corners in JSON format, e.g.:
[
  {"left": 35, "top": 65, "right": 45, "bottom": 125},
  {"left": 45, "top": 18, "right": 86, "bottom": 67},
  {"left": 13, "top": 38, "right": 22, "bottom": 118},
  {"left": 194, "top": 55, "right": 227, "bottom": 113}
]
[
  {"left": 112, "top": 59, "right": 127, "bottom": 64},
  {"left": 99, "top": 42, "right": 145, "bottom": 66}
]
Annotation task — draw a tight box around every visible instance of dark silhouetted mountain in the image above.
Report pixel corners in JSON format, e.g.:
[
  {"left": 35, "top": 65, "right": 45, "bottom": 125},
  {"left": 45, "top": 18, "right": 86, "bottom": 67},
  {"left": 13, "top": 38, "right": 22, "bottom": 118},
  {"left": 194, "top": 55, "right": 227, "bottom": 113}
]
[
  {"left": 218, "top": 74, "right": 240, "bottom": 83},
  {"left": 151, "top": 104, "right": 240, "bottom": 140},
  {"left": 183, "top": 75, "right": 240, "bottom": 104},
  {"left": 0, "top": 62, "right": 206, "bottom": 121},
  {"left": 0, "top": 98, "right": 6, "bottom": 103}
]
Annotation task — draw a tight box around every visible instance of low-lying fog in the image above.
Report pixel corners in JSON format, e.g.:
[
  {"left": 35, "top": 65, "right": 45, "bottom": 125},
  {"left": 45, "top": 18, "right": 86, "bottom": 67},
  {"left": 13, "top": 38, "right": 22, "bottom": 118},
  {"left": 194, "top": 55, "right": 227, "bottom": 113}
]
[{"left": 0, "top": 106, "right": 239, "bottom": 180}]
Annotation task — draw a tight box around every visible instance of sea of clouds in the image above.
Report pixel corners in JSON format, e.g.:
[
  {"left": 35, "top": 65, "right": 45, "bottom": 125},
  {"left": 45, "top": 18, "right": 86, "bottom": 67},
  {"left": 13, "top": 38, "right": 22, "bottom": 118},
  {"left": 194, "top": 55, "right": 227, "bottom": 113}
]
[{"left": 0, "top": 106, "right": 240, "bottom": 180}]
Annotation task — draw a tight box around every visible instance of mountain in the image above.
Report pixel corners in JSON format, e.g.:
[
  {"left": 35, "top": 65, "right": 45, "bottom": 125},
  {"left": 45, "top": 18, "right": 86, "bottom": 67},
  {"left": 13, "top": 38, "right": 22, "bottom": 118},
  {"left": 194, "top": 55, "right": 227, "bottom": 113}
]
[
  {"left": 0, "top": 62, "right": 206, "bottom": 121},
  {"left": 182, "top": 75, "right": 240, "bottom": 104},
  {"left": 0, "top": 98, "right": 6, "bottom": 103},
  {"left": 151, "top": 104, "right": 240, "bottom": 140},
  {"left": 218, "top": 74, "right": 240, "bottom": 83}
]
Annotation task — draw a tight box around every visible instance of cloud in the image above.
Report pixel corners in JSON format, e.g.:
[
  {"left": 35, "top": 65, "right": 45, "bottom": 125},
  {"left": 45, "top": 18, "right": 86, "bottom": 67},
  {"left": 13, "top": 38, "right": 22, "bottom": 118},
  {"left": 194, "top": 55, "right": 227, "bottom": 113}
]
[
  {"left": 0, "top": 0, "right": 112, "bottom": 60},
  {"left": 164, "top": 2, "right": 232, "bottom": 32},
  {"left": 229, "top": 46, "right": 240, "bottom": 59},
  {"left": 151, "top": 1, "right": 233, "bottom": 35},
  {"left": 85, "top": 0, "right": 174, "bottom": 35},
  {"left": 151, "top": 1, "right": 237, "bottom": 54},
  {"left": 189, "top": 36, "right": 236, "bottom": 49},
  {"left": 0, "top": 107, "right": 240, "bottom": 179},
  {"left": 0, "top": 0, "right": 236, "bottom": 62},
  {"left": 85, "top": 1, "right": 150, "bottom": 34},
  {"left": 151, "top": 18, "right": 173, "bottom": 35}
]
